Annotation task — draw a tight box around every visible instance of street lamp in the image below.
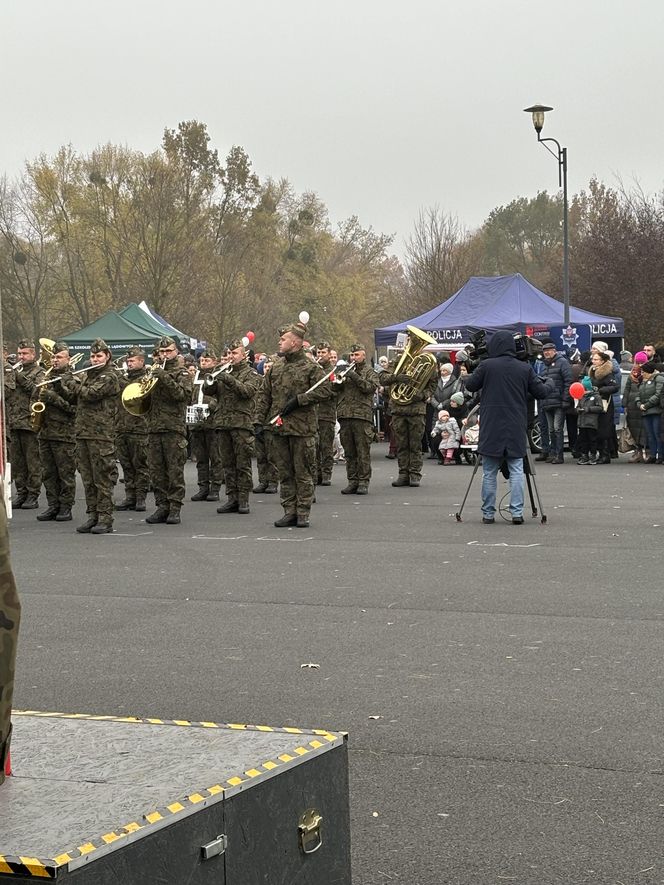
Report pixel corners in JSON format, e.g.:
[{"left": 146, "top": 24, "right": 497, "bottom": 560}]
[{"left": 523, "top": 104, "right": 570, "bottom": 325}]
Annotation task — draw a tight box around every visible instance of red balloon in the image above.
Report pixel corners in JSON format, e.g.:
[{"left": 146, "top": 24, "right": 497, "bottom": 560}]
[
  {"left": 569, "top": 382, "right": 586, "bottom": 399},
  {"left": 246, "top": 330, "right": 255, "bottom": 343}
]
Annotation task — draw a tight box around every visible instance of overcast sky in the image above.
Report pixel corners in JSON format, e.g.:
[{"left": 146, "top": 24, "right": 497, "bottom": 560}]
[{"left": 3, "top": 0, "right": 662, "bottom": 254}]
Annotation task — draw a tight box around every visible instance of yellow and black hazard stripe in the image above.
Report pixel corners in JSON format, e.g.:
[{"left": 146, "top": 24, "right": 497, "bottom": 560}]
[{"left": 0, "top": 854, "right": 57, "bottom": 878}]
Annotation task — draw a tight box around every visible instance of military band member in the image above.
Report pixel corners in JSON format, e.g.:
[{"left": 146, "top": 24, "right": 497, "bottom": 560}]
[
  {"left": 253, "top": 354, "right": 279, "bottom": 495},
  {"left": 255, "top": 320, "right": 334, "bottom": 528},
  {"left": 337, "top": 343, "right": 379, "bottom": 495},
  {"left": 60, "top": 338, "right": 120, "bottom": 533},
  {"left": 209, "top": 338, "right": 260, "bottom": 515},
  {"left": 33, "top": 342, "right": 76, "bottom": 521},
  {"left": 145, "top": 336, "right": 193, "bottom": 525},
  {"left": 190, "top": 349, "right": 224, "bottom": 502},
  {"left": 6, "top": 339, "right": 44, "bottom": 508},
  {"left": 116, "top": 347, "right": 150, "bottom": 512},
  {"left": 315, "top": 341, "right": 337, "bottom": 486}
]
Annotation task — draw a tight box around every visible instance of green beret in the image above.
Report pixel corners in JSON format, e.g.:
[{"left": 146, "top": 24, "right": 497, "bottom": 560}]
[
  {"left": 90, "top": 338, "right": 110, "bottom": 354},
  {"left": 158, "top": 336, "right": 176, "bottom": 349},
  {"left": 349, "top": 343, "right": 365, "bottom": 354},
  {"left": 17, "top": 339, "right": 36, "bottom": 350},
  {"left": 53, "top": 341, "right": 70, "bottom": 354}
]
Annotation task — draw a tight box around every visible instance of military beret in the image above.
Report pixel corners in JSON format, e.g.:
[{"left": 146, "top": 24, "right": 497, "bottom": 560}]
[
  {"left": 349, "top": 343, "right": 365, "bottom": 354},
  {"left": 126, "top": 346, "right": 145, "bottom": 358},
  {"left": 158, "top": 336, "right": 177, "bottom": 349},
  {"left": 282, "top": 322, "right": 306, "bottom": 339},
  {"left": 17, "top": 339, "right": 36, "bottom": 350},
  {"left": 90, "top": 338, "right": 110, "bottom": 354},
  {"left": 228, "top": 338, "right": 245, "bottom": 351},
  {"left": 199, "top": 348, "right": 217, "bottom": 359},
  {"left": 53, "top": 341, "right": 70, "bottom": 354},
  {"left": 317, "top": 340, "right": 331, "bottom": 351}
]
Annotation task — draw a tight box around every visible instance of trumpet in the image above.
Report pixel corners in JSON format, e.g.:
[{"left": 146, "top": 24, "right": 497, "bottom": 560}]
[
  {"left": 204, "top": 363, "right": 232, "bottom": 385},
  {"left": 332, "top": 362, "right": 355, "bottom": 384},
  {"left": 34, "top": 365, "right": 90, "bottom": 387},
  {"left": 5, "top": 362, "right": 23, "bottom": 373}
]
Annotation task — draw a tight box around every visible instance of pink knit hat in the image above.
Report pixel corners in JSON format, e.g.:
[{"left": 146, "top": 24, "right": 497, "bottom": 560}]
[{"left": 634, "top": 351, "right": 648, "bottom": 364}]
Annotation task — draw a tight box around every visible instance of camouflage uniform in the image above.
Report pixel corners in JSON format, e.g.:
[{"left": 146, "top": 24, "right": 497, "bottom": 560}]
[
  {"left": 34, "top": 367, "right": 77, "bottom": 519},
  {"left": 316, "top": 357, "right": 337, "bottom": 485},
  {"left": 336, "top": 356, "right": 379, "bottom": 492},
  {"left": 116, "top": 367, "right": 150, "bottom": 509},
  {"left": 60, "top": 360, "right": 120, "bottom": 529},
  {"left": 146, "top": 357, "right": 193, "bottom": 520},
  {"left": 6, "top": 359, "right": 44, "bottom": 505},
  {"left": 209, "top": 360, "right": 260, "bottom": 511},
  {"left": 189, "top": 372, "right": 223, "bottom": 500},
  {"left": 0, "top": 496, "right": 19, "bottom": 785},
  {"left": 380, "top": 361, "right": 438, "bottom": 486},
  {"left": 256, "top": 349, "right": 334, "bottom": 522}
]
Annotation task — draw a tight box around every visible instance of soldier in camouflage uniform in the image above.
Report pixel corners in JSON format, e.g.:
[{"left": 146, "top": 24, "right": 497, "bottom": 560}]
[
  {"left": 116, "top": 347, "right": 150, "bottom": 512},
  {"left": 60, "top": 338, "right": 120, "bottom": 533},
  {"left": 33, "top": 342, "right": 77, "bottom": 522},
  {"left": 253, "top": 355, "right": 279, "bottom": 495},
  {"left": 209, "top": 339, "right": 260, "bottom": 515},
  {"left": 315, "top": 342, "right": 337, "bottom": 486},
  {"left": 255, "top": 321, "right": 334, "bottom": 528},
  {"left": 145, "top": 337, "right": 193, "bottom": 525},
  {"left": 379, "top": 337, "right": 438, "bottom": 487},
  {"left": 0, "top": 495, "right": 20, "bottom": 786},
  {"left": 189, "top": 349, "right": 224, "bottom": 502},
  {"left": 336, "top": 344, "right": 379, "bottom": 495},
  {"left": 6, "top": 339, "right": 44, "bottom": 508}
]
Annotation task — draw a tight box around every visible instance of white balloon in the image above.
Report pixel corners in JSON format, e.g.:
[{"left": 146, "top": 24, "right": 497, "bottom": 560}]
[
  {"left": 299, "top": 310, "right": 310, "bottom": 324},
  {"left": 242, "top": 336, "right": 250, "bottom": 348}
]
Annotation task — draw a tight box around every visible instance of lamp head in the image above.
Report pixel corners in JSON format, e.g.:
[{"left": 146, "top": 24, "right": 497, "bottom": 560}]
[{"left": 524, "top": 104, "right": 553, "bottom": 135}]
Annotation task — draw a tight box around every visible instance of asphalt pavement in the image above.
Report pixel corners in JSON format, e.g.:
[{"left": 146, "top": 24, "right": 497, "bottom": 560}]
[{"left": 9, "top": 446, "right": 664, "bottom": 884}]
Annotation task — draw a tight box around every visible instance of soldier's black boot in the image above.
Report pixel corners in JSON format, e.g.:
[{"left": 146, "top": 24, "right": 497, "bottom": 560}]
[
  {"left": 237, "top": 494, "right": 250, "bottom": 515},
  {"left": 296, "top": 513, "right": 310, "bottom": 528},
  {"left": 36, "top": 505, "right": 59, "bottom": 521},
  {"left": 391, "top": 476, "right": 409, "bottom": 487},
  {"left": 321, "top": 475, "right": 332, "bottom": 486},
  {"left": 11, "top": 494, "right": 27, "bottom": 509},
  {"left": 340, "top": 484, "right": 358, "bottom": 495},
  {"left": 265, "top": 482, "right": 278, "bottom": 494},
  {"left": 145, "top": 508, "right": 169, "bottom": 524},
  {"left": 76, "top": 517, "right": 98, "bottom": 533},
  {"left": 206, "top": 485, "right": 221, "bottom": 502},
  {"left": 166, "top": 507, "right": 181, "bottom": 525},
  {"left": 190, "top": 485, "right": 209, "bottom": 502},
  {"left": 355, "top": 483, "right": 369, "bottom": 495},
  {"left": 217, "top": 498, "right": 239, "bottom": 514},
  {"left": 252, "top": 482, "right": 268, "bottom": 494},
  {"left": 22, "top": 494, "right": 39, "bottom": 509},
  {"left": 274, "top": 512, "right": 297, "bottom": 527},
  {"left": 91, "top": 521, "right": 114, "bottom": 534},
  {"left": 115, "top": 498, "right": 136, "bottom": 511},
  {"left": 55, "top": 505, "right": 73, "bottom": 521},
  {"left": 134, "top": 493, "right": 146, "bottom": 512}
]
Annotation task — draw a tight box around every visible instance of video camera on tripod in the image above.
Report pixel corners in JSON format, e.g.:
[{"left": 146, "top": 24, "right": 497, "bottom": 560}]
[{"left": 465, "top": 330, "right": 543, "bottom": 369}]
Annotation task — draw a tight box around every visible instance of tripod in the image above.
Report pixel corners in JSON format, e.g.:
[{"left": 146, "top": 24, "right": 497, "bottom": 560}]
[{"left": 454, "top": 442, "right": 547, "bottom": 524}]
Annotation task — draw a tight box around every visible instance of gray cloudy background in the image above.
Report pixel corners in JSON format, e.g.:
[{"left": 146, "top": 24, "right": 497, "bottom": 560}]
[{"left": 3, "top": 0, "right": 662, "bottom": 250}]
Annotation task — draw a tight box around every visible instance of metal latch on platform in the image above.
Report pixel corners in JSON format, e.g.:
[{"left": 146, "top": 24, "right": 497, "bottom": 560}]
[
  {"left": 298, "top": 808, "right": 323, "bottom": 854},
  {"left": 201, "top": 834, "right": 227, "bottom": 860}
]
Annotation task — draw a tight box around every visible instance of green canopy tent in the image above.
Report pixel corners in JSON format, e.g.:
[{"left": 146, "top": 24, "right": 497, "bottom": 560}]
[
  {"left": 61, "top": 310, "right": 156, "bottom": 355},
  {"left": 118, "top": 303, "right": 177, "bottom": 341}
]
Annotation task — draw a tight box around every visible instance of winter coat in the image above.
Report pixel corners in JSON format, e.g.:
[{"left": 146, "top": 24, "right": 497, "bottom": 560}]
[
  {"left": 576, "top": 389, "right": 604, "bottom": 430},
  {"left": 587, "top": 360, "right": 619, "bottom": 441},
  {"left": 336, "top": 360, "right": 379, "bottom": 423},
  {"left": 622, "top": 373, "right": 647, "bottom": 446},
  {"left": 255, "top": 349, "right": 335, "bottom": 437},
  {"left": 463, "top": 330, "right": 552, "bottom": 459},
  {"left": 432, "top": 417, "right": 460, "bottom": 449},
  {"left": 431, "top": 375, "right": 463, "bottom": 412},
  {"left": 637, "top": 371, "right": 664, "bottom": 415},
  {"left": 540, "top": 352, "right": 573, "bottom": 410}
]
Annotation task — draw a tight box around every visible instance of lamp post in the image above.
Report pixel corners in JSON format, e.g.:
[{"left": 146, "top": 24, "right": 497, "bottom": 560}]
[{"left": 523, "top": 104, "right": 570, "bottom": 325}]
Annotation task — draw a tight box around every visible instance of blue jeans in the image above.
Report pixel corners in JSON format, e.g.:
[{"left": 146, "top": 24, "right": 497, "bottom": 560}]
[
  {"left": 544, "top": 407, "right": 565, "bottom": 457},
  {"left": 643, "top": 414, "right": 663, "bottom": 459},
  {"left": 481, "top": 455, "right": 525, "bottom": 519}
]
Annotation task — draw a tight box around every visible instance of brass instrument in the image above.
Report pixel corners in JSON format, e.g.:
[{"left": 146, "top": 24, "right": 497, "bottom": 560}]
[
  {"left": 121, "top": 361, "right": 164, "bottom": 416},
  {"left": 389, "top": 325, "right": 438, "bottom": 405},
  {"left": 332, "top": 362, "right": 355, "bottom": 384},
  {"left": 39, "top": 338, "right": 56, "bottom": 368},
  {"left": 203, "top": 363, "right": 232, "bottom": 385},
  {"left": 30, "top": 366, "right": 53, "bottom": 432},
  {"left": 5, "top": 362, "right": 23, "bottom": 373}
]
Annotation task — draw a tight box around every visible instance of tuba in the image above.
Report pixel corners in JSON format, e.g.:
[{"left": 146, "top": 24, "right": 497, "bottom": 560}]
[{"left": 389, "top": 325, "right": 438, "bottom": 405}]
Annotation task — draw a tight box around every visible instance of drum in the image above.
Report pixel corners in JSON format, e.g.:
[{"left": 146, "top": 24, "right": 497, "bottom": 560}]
[{"left": 186, "top": 403, "right": 210, "bottom": 425}]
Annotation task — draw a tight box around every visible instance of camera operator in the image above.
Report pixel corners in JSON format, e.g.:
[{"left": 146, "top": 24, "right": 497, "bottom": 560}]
[{"left": 464, "top": 330, "right": 552, "bottom": 524}]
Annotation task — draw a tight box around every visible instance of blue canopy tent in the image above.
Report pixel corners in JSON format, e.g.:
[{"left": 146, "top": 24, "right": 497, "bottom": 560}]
[{"left": 374, "top": 274, "right": 624, "bottom": 347}]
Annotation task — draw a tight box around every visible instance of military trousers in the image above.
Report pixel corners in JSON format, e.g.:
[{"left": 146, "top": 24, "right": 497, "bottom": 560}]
[
  {"left": 316, "top": 420, "right": 336, "bottom": 482},
  {"left": 219, "top": 428, "right": 254, "bottom": 501},
  {"left": 10, "top": 429, "right": 41, "bottom": 497},
  {"left": 39, "top": 437, "right": 76, "bottom": 507},
  {"left": 0, "top": 496, "right": 20, "bottom": 782},
  {"left": 191, "top": 428, "right": 224, "bottom": 490},
  {"left": 392, "top": 414, "right": 426, "bottom": 482},
  {"left": 116, "top": 432, "right": 149, "bottom": 500},
  {"left": 76, "top": 437, "right": 115, "bottom": 524},
  {"left": 148, "top": 432, "right": 188, "bottom": 511},
  {"left": 270, "top": 433, "right": 316, "bottom": 516},
  {"left": 338, "top": 418, "right": 373, "bottom": 484},
  {"left": 255, "top": 429, "right": 278, "bottom": 486}
]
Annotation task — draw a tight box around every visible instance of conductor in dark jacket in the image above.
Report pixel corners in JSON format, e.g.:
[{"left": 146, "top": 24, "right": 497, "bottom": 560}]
[{"left": 464, "top": 331, "right": 552, "bottom": 524}]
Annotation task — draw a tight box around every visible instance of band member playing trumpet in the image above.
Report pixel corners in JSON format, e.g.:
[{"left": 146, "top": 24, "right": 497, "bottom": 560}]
[
  {"left": 33, "top": 342, "right": 76, "bottom": 522},
  {"left": 336, "top": 343, "right": 380, "bottom": 495},
  {"left": 255, "top": 318, "right": 334, "bottom": 528},
  {"left": 6, "top": 339, "right": 44, "bottom": 509},
  {"left": 207, "top": 338, "right": 260, "bottom": 515},
  {"left": 145, "top": 336, "right": 193, "bottom": 526},
  {"left": 189, "top": 349, "right": 224, "bottom": 502},
  {"left": 115, "top": 346, "right": 150, "bottom": 512},
  {"left": 60, "top": 338, "right": 120, "bottom": 533}
]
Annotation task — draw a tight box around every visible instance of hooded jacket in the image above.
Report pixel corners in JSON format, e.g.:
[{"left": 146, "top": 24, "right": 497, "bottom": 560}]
[{"left": 464, "top": 331, "right": 552, "bottom": 458}]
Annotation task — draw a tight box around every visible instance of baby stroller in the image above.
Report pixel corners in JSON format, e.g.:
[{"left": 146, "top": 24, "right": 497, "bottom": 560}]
[{"left": 459, "top": 405, "right": 479, "bottom": 465}]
